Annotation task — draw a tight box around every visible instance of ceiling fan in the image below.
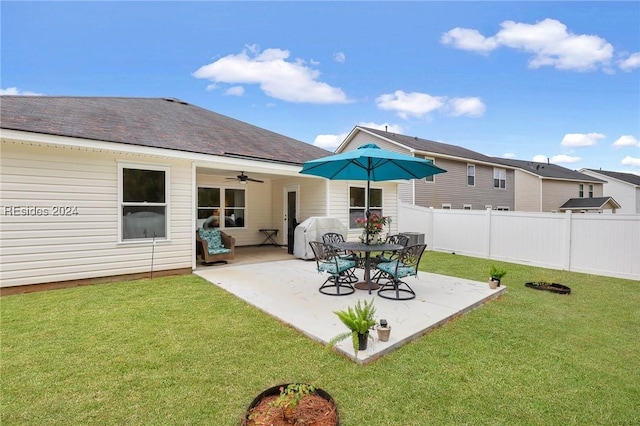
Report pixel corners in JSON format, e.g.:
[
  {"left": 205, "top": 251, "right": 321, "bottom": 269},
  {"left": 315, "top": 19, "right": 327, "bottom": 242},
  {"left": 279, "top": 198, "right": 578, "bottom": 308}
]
[{"left": 226, "top": 171, "right": 263, "bottom": 184}]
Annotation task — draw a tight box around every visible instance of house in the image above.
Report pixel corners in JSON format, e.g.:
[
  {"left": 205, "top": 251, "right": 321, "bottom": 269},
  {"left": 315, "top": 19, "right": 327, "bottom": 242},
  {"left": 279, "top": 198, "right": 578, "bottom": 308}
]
[
  {"left": 339, "top": 126, "right": 516, "bottom": 211},
  {"left": 579, "top": 169, "right": 640, "bottom": 214},
  {"left": 492, "top": 158, "right": 608, "bottom": 212},
  {"left": 558, "top": 196, "right": 621, "bottom": 213},
  {"left": 0, "top": 96, "right": 400, "bottom": 293}
]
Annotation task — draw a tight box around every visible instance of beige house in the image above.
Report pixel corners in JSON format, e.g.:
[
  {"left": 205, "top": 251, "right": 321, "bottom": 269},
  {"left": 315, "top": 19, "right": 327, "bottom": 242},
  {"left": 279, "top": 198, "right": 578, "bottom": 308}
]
[
  {"left": 579, "top": 169, "right": 640, "bottom": 214},
  {"left": 339, "top": 126, "right": 515, "bottom": 211},
  {"left": 0, "top": 96, "right": 399, "bottom": 293},
  {"left": 492, "top": 158, "right": 608, "bottom": 212}
]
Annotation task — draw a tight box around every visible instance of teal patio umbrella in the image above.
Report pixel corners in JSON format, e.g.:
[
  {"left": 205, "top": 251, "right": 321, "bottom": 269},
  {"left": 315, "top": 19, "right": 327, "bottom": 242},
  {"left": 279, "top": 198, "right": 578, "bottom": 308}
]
[{"left": 300, "top": 143, "right": 447, "bottom": 244}]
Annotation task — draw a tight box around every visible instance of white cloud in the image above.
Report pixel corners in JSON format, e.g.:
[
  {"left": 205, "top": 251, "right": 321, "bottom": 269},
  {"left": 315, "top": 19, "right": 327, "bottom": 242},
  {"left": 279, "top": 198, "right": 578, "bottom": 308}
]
[
  {"left": 313, "top": 133, "right": 347, "bottom": 151},
  {"left": 376, "top": 90, "right": 445, "bottom": 119},
  {"left": 442, "top": 18, "right": 614, "bottom": 72},
  {"left": 502, "top": 153, "right": 517, "bottom": 159},
  {"left": 619, "top": 52, "right": 640, "bottom": 71},
  {"left": 225, "top": 86, "right": 244, "bottom": 96},
  {"left": 375, "top": 90, "right": 484, "bottom": 119},
  {"left": 612, "top": 135, "right": 640, "bottom": 147},
  {"left": 193, "top": 45, "right": 349, "bottom": 104},
  {"left": 533, "top": 154, "right": 581, "bottom": 164},
  {"left": 621, "top": 156, "right": 640, "bottom": 167},
  {"left": 445, "top": 97, "right": 486, "bottom": 117},
  {"left": 333, "top": 52, "right": 346, "bottom": 63},
  {"left": 440, "top": 28, "right": 498, "bottom": 54},
  {"left": 0, "top": 87, "right": 42, "bottom": 96},
  {"left": 561, "top": 132, "right": 605, "bottom": 147}
]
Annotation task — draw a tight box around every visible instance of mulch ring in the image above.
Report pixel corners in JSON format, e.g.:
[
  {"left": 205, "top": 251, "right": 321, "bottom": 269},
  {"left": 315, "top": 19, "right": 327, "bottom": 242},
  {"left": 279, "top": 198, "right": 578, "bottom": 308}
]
[
  {"left": 245, "top": 393, "right": 338, "bottom": 426},
  {"left": 525, "top": 282, "right": 571, "bottom": 294}
]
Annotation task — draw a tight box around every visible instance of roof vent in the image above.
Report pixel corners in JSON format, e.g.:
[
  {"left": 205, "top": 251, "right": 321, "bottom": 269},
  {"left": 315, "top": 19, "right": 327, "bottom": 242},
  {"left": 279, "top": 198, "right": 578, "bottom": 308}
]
[{"left": 163, "top": 97, "right": 188, "bottom": 105}]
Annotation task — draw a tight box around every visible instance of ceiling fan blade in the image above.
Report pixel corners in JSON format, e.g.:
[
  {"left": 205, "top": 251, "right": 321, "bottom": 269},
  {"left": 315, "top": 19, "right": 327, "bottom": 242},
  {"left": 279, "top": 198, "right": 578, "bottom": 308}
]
[{"left": 247, "top": 177, "right": 264, "bottom": 183}]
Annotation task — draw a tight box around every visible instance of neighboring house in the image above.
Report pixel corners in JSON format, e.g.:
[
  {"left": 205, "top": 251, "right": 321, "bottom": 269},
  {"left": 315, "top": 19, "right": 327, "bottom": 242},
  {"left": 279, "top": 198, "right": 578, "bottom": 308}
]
[
  {"left": 579, "top": 169, "right": 640, "bottom": 214},
  {"left": 558, "top": 196, "right": 621, "bottom": 213},
  {"left": 0, "top": 96, "right": 400, "bottom": 292},
  {"left": 339, "top": 126, "right": 516, "bottom": 211},
  {"left": 492, "top": 158, "right": 607, "bottom": 212}
]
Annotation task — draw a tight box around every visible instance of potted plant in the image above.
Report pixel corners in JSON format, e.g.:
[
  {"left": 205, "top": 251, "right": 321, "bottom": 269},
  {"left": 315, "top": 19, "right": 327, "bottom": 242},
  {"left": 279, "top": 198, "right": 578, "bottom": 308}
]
[
  {"left": 376, "top": 319, "right": 391, "bottom": 342},
  {"left": 327, "top": 299, "right": 377, "bottom": 352},
  {"left": 488, "top": 265, "right": 507, "bottom": 289}
]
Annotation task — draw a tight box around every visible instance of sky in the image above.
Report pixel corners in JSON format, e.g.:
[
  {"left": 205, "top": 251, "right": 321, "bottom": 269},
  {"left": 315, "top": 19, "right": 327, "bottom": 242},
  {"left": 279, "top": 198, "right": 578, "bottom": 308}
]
[{"left": 2, "top": 1, "right": 639, "bottom": 174}]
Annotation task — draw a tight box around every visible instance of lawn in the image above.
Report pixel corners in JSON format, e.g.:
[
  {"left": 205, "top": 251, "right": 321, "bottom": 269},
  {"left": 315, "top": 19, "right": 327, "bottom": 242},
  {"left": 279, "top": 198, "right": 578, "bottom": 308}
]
[{"left": 2, "top": 252, "right": 639, "bottom": 425}]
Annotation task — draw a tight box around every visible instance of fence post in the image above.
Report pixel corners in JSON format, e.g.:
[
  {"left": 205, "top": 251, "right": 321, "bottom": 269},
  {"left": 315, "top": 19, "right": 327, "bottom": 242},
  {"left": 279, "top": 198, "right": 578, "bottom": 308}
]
[
  {"left": 485, "top": 208, "right": 492, "bottom": 259},
  {"left": 427, "top": 207, "right": 434, "bottom": 250},
  {"left": 563, "top": 210, "right": 572, "bottom": 271}
]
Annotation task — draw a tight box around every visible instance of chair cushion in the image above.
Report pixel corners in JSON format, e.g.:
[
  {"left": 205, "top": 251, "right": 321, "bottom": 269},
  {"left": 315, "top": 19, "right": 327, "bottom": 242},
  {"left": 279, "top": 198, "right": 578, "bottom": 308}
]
[
  {"left": 198, "top": 228, "right": 227, "bottom": 254},
  {"left": 318, "top": 257, "right": 356, "bottom": 275},
  {"left": 376, "top": 260, "right": 416, "bottom": 279}
]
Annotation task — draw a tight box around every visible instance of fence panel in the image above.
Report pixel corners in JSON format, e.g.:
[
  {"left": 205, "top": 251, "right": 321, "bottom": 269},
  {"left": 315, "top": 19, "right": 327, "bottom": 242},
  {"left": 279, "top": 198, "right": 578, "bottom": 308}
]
[{"left": 398, "top": 202, "right": 639, "bottom": 280}]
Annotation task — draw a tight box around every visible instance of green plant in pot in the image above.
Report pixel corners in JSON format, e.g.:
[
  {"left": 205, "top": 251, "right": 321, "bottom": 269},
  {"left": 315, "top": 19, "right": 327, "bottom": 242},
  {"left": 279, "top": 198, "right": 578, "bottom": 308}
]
[
  {"left": 327, "top": 299, "right": 377, "bottom": 353},
  {"left": 488, "top": 265, "right": 507, "bottom": 289}
]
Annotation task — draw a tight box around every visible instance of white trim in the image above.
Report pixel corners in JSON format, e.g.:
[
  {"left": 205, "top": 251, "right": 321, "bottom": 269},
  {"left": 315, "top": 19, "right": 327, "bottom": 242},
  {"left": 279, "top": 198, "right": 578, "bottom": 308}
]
[{"left": 467, "top": 163, "right": 476, "bottom": 187}]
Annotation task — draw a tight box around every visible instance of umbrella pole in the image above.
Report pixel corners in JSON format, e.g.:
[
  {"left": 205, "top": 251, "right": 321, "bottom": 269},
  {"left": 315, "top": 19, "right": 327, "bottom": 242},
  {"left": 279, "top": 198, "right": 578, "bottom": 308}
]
[{"left": 365, "top": 168, "right": 371, "bottom": 246}]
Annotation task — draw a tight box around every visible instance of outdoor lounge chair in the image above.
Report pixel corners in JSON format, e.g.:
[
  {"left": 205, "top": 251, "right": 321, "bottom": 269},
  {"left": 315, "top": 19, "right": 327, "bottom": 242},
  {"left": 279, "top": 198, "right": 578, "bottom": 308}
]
[
  {"left": 309, "top": 241, "right": 356, "bottom": 296},
  {"left": 375, "top": 243, "right": 426, "bottom": 300},
  {"left": 196, "top": 228, "right": 236, "bottom": 265}
]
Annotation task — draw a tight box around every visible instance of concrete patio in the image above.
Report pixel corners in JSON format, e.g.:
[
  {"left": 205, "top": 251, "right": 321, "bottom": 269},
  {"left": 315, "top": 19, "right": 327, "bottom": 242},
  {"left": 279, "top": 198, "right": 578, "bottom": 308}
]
[{"left": 195, "top": 247, "right": 506, "bottom": 364}]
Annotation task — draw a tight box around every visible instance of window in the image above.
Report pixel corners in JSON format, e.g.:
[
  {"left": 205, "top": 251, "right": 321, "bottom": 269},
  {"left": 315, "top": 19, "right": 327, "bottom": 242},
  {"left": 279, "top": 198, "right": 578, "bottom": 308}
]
[
  {"left": 198, "top": 186, "right": 245, "bottom": 228},
  {"left": 485, "top": 205, "right": 492, "bottom": 210},
  {"left": 496, "top": 206, "right": 510, "bottom": 211},
  {"left": 467, "top": 164, "right": 475, "bottom": 186},
  {"left": 416, "top": 154, "right": 435, "bottom": 182},
  {"left": 463, "top": 204, "right": 472, "bottom": 210},
  {"left": 579, "top": 184, "right": 584, "bottom": 198},
  {"left": 442, "top": 204, "right": 452, "bottom": 210},
  {"left": 120, "top": 164, "right": 168, "bottom": 241},
  {"left": 493, "top": 168, "right": 506, "bottom": 189},
  {"left": 588, "top": 184, "right": 594, "bottom": 198},
  {"left": 349, "top": 186, "right": 382, "bottom": 228}
]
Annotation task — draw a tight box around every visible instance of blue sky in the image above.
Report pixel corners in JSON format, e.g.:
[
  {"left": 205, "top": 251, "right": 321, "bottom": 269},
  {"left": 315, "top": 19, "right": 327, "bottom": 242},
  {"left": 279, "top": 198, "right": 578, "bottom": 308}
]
[{"left": 2, "top": 1, "right": 639, "bottom": 173}]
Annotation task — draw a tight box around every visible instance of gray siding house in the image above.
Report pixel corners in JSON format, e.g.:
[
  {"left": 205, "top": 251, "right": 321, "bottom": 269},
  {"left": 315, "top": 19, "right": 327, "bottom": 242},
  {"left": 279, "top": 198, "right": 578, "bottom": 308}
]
[
  {"left": 339, "top": 126, "right": 515, "bottom": 211},
  {"left": 494, "top": 158, "right": 607, "bottom": 212}
]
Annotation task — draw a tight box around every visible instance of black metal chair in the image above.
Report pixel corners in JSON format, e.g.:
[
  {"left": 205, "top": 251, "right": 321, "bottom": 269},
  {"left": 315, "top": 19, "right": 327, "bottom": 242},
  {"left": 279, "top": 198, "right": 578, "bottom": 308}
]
[
  {"left": 309, "top": 241, "right": 356, "bottom": 296},
  {"left": 321, "top": 232, "right": 360, "bottom": 282},
  {"left": 371, "top": 234, "right": 410, "bottom": 282},
  {"left": 375, "top": 243, "right": 427, "bottom": 300}
]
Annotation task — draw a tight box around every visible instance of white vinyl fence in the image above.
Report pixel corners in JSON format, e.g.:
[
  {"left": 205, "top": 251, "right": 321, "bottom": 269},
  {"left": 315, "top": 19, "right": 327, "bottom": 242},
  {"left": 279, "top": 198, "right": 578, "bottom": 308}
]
[{"left": 398, "top": 203, "right": 640, "bottom": 281}]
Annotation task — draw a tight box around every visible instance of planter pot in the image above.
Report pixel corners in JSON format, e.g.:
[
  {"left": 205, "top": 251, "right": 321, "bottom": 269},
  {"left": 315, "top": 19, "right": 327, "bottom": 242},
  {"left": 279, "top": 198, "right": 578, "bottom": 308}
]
[
  {"left": 525, "top": 282, "right": 571, "bottom": 295},
  {"left": 488, "top": 278, "right": 500, "bottom": 289},
  {"left": 243, "top": 383, "right": 339, "bottom": 425},
  {"left": 357, "top": 332, "right": 369, "bottom": 350},
  {"left": 376, "top": 326, "right": 391, "bottom": 342}
]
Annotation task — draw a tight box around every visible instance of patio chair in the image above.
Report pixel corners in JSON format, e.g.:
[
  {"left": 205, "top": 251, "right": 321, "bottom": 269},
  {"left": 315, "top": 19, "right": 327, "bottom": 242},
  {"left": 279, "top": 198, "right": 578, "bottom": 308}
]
[
  {"left": 196, "top": 228, "right": 236, "bottom": 265},
  {"left": 321, "top": 232, "right": 360, "bottom": 282},
  {"left": 375, "top": 243, "right": 427, "bottom": 300},
  {"left": 309, "top": 241, "right": 356, "bottom": 296},
  {"left": 371, "top": 234, "right": 410, "bottom": 282}
]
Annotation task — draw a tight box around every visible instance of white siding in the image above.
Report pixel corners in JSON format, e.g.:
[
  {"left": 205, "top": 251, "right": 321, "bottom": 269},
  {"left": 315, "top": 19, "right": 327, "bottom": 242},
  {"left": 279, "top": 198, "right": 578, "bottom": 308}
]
[
  {"left": 1, "top": 141, "right": 193, "bottom": 287},
  {"left": 580, "top": 170, "right": 640, "bottom": 214}
]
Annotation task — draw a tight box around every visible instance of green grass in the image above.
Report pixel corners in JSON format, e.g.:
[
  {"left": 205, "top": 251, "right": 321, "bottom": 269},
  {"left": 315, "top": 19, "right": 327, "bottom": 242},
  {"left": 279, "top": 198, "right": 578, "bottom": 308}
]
[{"left": 2, "top": 252, "right": 639, "bottom": 425}]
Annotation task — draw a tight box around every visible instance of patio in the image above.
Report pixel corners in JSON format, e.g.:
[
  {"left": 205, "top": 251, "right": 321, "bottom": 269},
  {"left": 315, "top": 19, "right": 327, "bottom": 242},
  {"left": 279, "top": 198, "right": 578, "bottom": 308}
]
[{"left": 195, "top": 246, "right": 506, "bottom": 364}]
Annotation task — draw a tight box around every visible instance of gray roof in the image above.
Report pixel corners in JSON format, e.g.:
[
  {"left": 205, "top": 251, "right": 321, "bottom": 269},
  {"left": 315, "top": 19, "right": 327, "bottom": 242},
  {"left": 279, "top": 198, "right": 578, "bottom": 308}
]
[
  {"left": 492, "top": 158, "right": 605, "bottom": 182},
  {"left": 359, "top": 126, "right": 499, "bottom": 164},
  {"left": 559, "top": 197, "right": 620, "bottom": 209},
  {"left": 0, "top": 96, "right": 331, "bottom": 165},
  {"left": 583, "top": 169, "right": 640, "bottom": 186}
]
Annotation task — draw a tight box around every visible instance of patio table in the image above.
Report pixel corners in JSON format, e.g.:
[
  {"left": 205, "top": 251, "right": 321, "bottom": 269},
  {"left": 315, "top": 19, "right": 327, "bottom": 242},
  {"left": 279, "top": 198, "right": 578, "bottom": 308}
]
[{"left": 331, "top": 241, "right": 403, "bottom": 294}]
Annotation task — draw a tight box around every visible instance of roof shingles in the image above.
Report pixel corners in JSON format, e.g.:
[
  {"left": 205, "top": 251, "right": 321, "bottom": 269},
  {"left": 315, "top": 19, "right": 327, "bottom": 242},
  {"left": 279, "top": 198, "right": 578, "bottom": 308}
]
[{"left": 0, "top": 96, "right": 331, "bottom": 165}]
